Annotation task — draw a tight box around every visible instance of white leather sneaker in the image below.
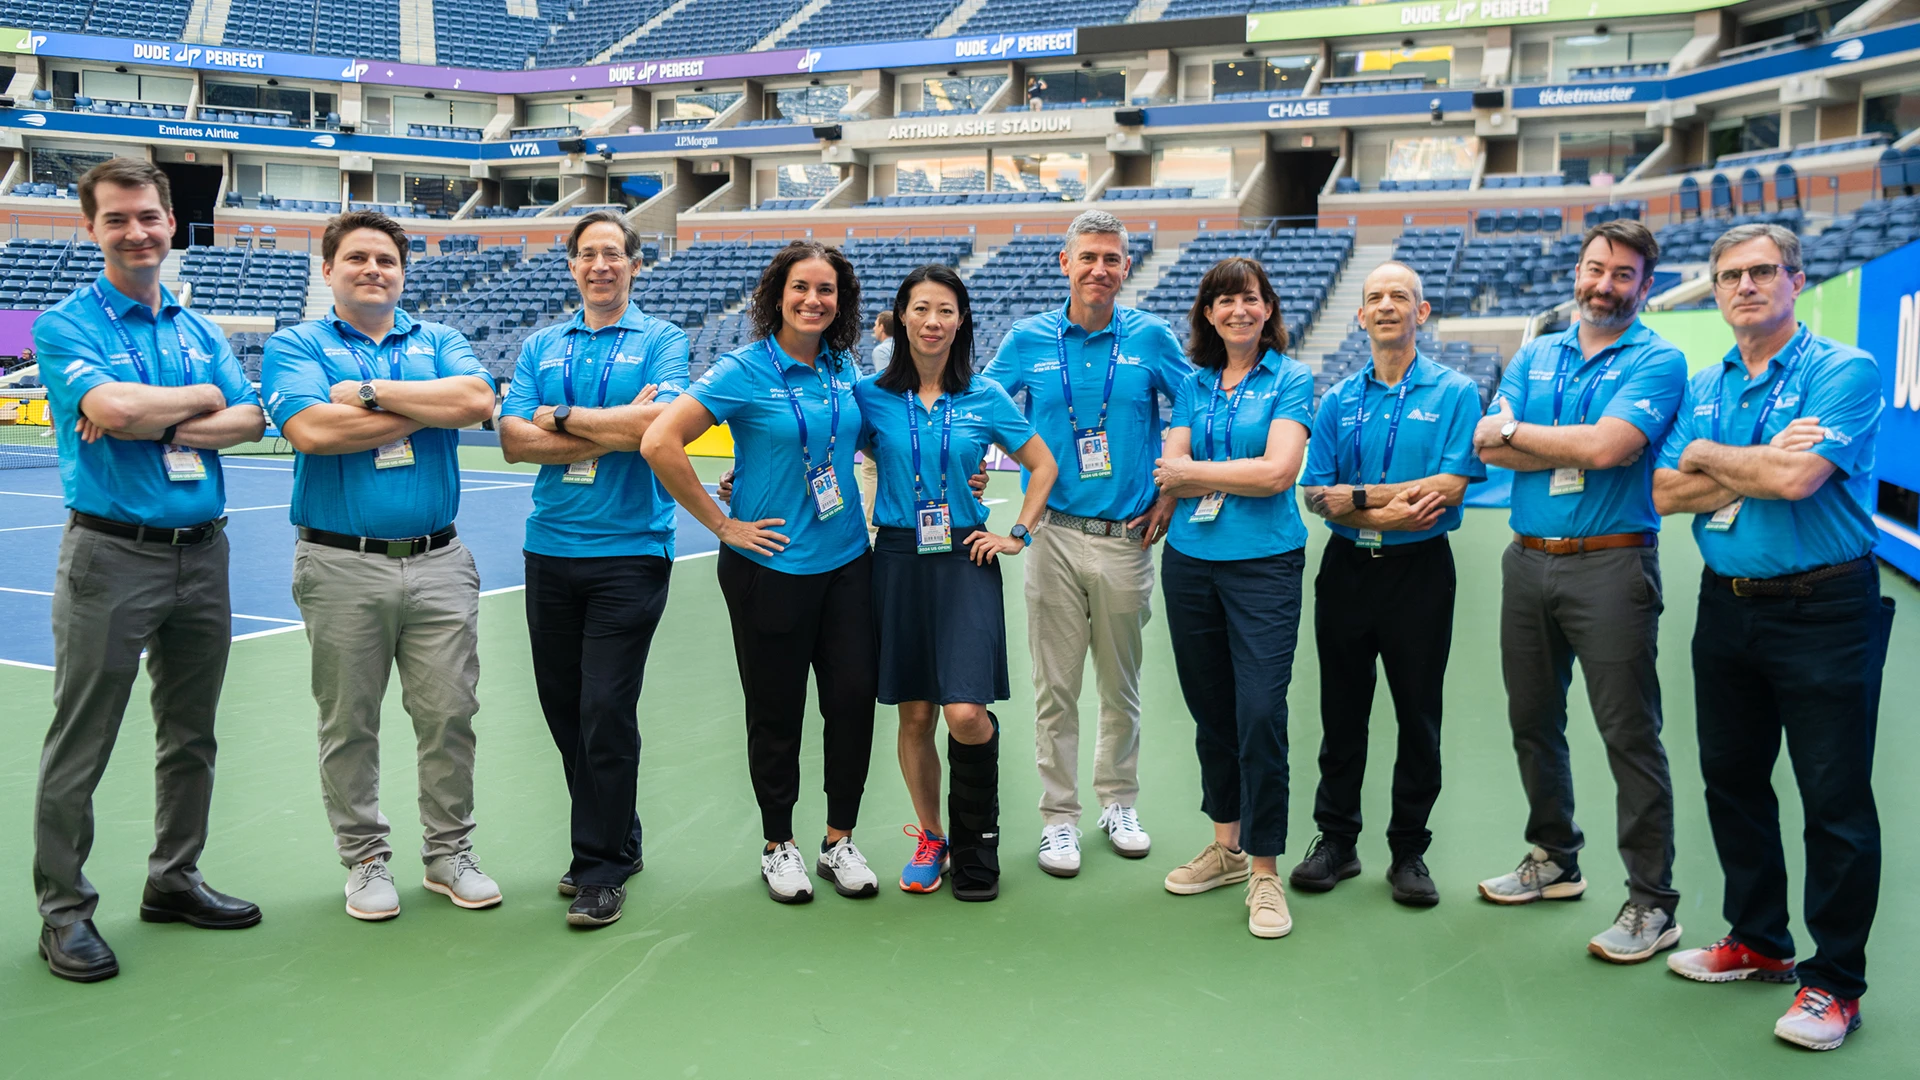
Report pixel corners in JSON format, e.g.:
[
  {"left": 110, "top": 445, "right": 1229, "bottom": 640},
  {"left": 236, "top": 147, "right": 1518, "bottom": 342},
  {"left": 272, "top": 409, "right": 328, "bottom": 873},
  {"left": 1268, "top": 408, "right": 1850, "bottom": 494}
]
[
  {"left": 1038, "top": 823, "right": 1082, "bottom": 877},
  {"left": 1096, "top": 804, "right": 1151, "bottom": 858}
]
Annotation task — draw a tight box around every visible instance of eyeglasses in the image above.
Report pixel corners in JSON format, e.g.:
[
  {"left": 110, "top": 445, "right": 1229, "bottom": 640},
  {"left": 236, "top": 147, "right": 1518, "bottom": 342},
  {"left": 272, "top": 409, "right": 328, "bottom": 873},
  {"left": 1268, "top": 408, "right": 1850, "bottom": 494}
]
[
  {"left": 1712, "top": 263, "right": 1798, "bottom": 289},
  {"left": 572, "top": 249, "right": 631, "bottom": 265}
]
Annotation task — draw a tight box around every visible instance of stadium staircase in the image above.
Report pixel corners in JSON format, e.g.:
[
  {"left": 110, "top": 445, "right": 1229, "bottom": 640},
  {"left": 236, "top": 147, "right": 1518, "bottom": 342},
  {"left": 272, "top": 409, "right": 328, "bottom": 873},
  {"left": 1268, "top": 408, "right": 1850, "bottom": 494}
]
[
  {"left": 758, "top": 0, "right": 832, "bottom": 48},
  {"left": 590, "top": 0, "right": 697, "bottom": 64},
  {"left": 929, "top": 0, "right": 987, "bottom": 37},
  {"left": 181, "top": 0, "right": 234, "bottom": 43},
  {"left": 399, "top": 0, "right": 438, "bottom": 63},
  {"left": 1297, "top": 240, "right": 1390, "bottom": 373}
]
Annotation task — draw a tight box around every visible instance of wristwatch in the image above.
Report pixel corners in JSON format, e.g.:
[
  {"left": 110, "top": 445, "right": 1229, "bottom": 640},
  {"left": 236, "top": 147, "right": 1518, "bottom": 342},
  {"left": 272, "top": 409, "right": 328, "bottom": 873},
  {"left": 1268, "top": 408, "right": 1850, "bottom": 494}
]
[
  {"left": 1010, "top": 523, "right": 1032, "bottom": 547},
  {"left": 1351, "top": 485, "right": 1369, "bottom": 510},
  {"left": 357, "top": 381, "right": 377, "bottom": 409},
  {"left": 1501, "top": 419, "right": 1520, "bottom": 445},
  {"left": 552, "top": 404, "right": 572, "bottom": 433}
]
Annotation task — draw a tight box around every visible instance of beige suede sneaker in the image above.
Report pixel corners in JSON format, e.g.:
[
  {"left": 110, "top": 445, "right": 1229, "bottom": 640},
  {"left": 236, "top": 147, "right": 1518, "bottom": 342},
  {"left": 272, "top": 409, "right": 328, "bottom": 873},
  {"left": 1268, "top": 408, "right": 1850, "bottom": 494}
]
[
  {"left": 1246, "top": 872, "right": 1293, "bottom": 939},
  {"left": 1164, "top": 841, "right": 1251, "bottom": 895}
]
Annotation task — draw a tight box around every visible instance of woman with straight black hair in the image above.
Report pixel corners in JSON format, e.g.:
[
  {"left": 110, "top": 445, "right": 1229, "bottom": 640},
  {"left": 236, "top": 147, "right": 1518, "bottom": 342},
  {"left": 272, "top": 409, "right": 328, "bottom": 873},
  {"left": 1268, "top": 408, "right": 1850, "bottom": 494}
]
[
  {"left": 854, "top": 264, "right": 1057, "bottom": 901},
  {"left": 642, "top": 240, "right": 880, "bottom": 905},
  {"left": 1149, "top": 256, "right": 1314, "bottom": 939}
]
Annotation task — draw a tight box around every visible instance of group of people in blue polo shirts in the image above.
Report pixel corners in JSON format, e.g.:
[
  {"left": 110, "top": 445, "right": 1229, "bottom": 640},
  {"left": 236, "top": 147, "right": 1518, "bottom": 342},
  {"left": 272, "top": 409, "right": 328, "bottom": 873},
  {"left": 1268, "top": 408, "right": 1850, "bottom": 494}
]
[{"left": 25, "top": 168, "right": 1893, "bottom": 1056}]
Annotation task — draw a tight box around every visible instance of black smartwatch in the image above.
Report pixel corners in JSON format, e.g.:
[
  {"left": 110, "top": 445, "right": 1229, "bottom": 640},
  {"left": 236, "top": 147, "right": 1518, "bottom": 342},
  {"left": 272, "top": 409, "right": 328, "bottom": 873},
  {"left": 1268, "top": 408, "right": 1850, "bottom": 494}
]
[
  {"left": 1010, "top": 523, "right": 1032, "bottom": 548},
  {"left": 552, "top": 404, "right": 572, "bottom": 433},
  {"left": 1352, "top": 485, "right": 1369, "bottom": 510},
  {"left": 157, "top": 423, "right": 178, "bottom": 445}
]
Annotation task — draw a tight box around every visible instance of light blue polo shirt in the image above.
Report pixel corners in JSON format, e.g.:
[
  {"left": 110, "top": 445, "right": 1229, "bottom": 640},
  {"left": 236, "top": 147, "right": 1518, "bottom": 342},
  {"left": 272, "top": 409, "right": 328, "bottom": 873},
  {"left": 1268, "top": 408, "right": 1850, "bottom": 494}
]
[
  {"left": 854, "top": 373, "right": 1035, "bottom": 532},
  {"left": 688, "top": 338, "right": 868, "bottom": 575},
  {"left": 982, "top": 303, "right": 1192, "bottom": 522},
  {"left": 1304, "top": 352, "right": 1488, "bottom": 545},
  {"left": 1655, "top": 324, "right": 1881, "bottom": 579},
  {"left": 501, "top": 305, "right": 689, "bottom": 559},
  {"left": 1165, "top": 349, "right": 1314, "bottom": 562},
  {"left": 36, "top": 274, "right": 256, "bottom": 528},
  {"left": 261, "top": 307, "right": 493, "bottom": 538},
  {"left": 1493, "top": 319, "right": 1687, "bottom": 538}
]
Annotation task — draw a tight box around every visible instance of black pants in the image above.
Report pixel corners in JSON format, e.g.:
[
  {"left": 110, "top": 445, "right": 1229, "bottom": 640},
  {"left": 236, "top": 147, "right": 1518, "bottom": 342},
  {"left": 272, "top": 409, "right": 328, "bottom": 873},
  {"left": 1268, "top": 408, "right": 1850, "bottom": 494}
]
[
  {"left": 716, "top": 546, "right": 877, "bottom": 843},
  {"left": 1161, "top": 545, "right": 1303, "bottom": 858},
  {"left": 1693, "top": 566, "right": 1893, "bottom": 1000},
  {"left": 1311, "top": 534, "right": 1455, "bottom": 857},
  {"left": 525, "top": 552, "right": 671, "bottom": 888}
]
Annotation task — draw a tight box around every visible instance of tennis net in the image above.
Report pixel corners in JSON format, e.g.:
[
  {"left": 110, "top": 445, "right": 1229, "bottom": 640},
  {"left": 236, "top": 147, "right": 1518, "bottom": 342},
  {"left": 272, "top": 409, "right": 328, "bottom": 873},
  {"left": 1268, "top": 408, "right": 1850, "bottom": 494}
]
[{"left": 0, "top": 388, "right": 58, "bottom": 469}]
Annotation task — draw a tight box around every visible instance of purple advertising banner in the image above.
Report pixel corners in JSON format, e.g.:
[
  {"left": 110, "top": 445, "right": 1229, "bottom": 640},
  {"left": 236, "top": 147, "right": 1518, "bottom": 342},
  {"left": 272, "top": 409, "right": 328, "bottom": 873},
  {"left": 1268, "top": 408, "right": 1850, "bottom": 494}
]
[
  {"left": 355, "top": 50, "right": 813, "bottom": 94},
  {"left": 0, "top": 308, "right": 41, "bottom": 358}
]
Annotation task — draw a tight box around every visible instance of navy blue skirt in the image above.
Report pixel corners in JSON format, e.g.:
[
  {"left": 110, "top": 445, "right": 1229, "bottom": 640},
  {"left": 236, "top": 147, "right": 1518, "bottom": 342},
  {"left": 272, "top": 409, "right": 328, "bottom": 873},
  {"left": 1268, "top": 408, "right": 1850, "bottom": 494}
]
[{"left": 871, "top": 526, "right": 1011, "bottom": 706}]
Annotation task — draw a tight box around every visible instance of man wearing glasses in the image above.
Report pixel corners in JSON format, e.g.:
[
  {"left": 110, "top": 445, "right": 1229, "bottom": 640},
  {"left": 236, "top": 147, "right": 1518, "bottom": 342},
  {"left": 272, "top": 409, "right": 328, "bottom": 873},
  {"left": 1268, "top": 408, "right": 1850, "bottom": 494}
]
[
  {"left": 1471, "top": 220, "right": 1689, "bottom": 964},
  {"left": 1654, "top": 223, "right": 1892, "bottom": 1052},
  {"left": 500, "top": 210, "right": 688, "bottom": 929}
]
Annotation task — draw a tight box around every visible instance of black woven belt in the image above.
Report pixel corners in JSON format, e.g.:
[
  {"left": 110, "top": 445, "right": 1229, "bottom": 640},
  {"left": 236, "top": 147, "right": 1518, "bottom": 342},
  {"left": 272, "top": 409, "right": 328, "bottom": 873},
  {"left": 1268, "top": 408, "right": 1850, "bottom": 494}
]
[
  {"left": 1328, "top": 533, "right": 1450, "bottom": 560},
  {"left": 1708, "top": 555, "right": 1874, "bottom": 598},
  {"left": 71, "top": 511, "right": 227, "bottom": 546},
  {"left": 299, "top": 525, "right": 457, "bottom": 558}
]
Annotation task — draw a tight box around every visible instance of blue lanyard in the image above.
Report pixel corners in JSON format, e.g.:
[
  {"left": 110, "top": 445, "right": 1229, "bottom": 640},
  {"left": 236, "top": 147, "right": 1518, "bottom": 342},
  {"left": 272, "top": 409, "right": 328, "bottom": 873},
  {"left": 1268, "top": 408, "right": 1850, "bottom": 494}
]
[
  {"left": 1550, "top": 341, "right": 1621, "bottom": 427},
  {"left": 91, "top": 283, "right": 195, "bottom": 387},
  {"left": 905, "top": 391, "right": 953, "bottom": 503},
  {"left": 560, "top": 328, "right": 628, "bottom": 408},
  {"left": 1711, "top": 328, "right": 1812, "bottom": 446},
  {"left": 765, "top": 339, "right": 840, "bottom": 474},
  {"left": 1203, "top": 369, "right": 1254, "bottom": 462},
  {"left": 1054, "top": 303, "right": 1121, "bottom": 433},
  {"left": 338, "top": 321, "right": 404, "bottom": 383},
  {"left": 1351, "top": 371, "right": 1413, "bottom": 485}
]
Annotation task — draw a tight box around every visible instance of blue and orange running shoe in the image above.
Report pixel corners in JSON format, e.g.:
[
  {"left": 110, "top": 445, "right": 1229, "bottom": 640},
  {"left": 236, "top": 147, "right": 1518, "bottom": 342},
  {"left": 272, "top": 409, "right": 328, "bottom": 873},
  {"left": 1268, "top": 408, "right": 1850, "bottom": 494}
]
[{"left": 900, "top": 825, "right": 949, "bottom": 893}]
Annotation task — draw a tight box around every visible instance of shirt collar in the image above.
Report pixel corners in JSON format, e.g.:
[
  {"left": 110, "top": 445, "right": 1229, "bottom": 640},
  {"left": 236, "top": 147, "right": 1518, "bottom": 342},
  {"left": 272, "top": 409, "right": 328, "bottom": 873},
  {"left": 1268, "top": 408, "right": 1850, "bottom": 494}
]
[
  {"left": 328, "top": 305, "right": 417, "bottom": 345},
  {"left": 567, "top": 302, "right": 653, "bottom": 337},
  {"left": 92, "top": 272, "right": 181, "bottom": 319},
  {"left": 762, "top": 335, "right": 841, "bottom": 377},
  {"left": 1054, "top": 302, "right": 1124, "bottom": 341},
  {"left": 1556, "top": 317, "right": 1649, "bottom": 361},
  {"left": 1718, "top": 322, "right": 1809, "bottom": 375},
  {"left": 1198, "top": 348, "right": 1281, "bottom": 388},
  {"left": 1360, "top": 351, "right": 1437, "bottom": 390}
]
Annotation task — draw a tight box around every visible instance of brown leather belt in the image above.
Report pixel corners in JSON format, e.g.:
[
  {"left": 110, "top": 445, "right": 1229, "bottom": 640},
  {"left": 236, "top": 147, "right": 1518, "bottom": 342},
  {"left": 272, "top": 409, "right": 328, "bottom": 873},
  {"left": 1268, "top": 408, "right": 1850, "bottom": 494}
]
[
  {"left": 1515, "top": 532, "right": 1656, "bottom": 555},
  {"left": 1707, "top": 555, "right": 1875, "bottom": 598}
]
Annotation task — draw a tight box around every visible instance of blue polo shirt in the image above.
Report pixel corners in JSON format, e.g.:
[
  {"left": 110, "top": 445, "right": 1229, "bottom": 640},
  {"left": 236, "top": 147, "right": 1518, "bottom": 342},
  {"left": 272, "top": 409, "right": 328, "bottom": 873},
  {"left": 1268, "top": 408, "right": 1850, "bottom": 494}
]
[
  {"left": 37, "top": 274, "right": 256, "bottom": 528},
  {"left": 982, "top": 303, "right": 1191, "bottom": 522},
  {"left": 1304, "top": 353, "right": 1488, "bottom": 545},
  {"left": 501, "top": 306, "right": 689, "bottom": 559},
  {"left": 854, "top": 373, "right": 1035, "bottom": 531},
  {"left": 688, "top": 338, "right": 868, "bottom": 575},
  {"left": 1493, "top": 319, "right": 1687, "bottom": 538},
  {"left": 1655, "top": 324, "right": 1881, "bottom": 578},
  {"left": 1165, "top": 349, "right": 1315, "bottom": 562},
  {"left": 260, "top": 308, "right": 493, "bottom": 538}
]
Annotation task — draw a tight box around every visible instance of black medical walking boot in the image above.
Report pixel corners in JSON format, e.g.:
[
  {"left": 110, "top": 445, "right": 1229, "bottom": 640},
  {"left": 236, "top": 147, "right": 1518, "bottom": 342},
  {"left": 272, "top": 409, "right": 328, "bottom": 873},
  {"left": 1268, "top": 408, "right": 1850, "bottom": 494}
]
[{"left": 947, "top": 714, "right": 1001, "bottom": 902}]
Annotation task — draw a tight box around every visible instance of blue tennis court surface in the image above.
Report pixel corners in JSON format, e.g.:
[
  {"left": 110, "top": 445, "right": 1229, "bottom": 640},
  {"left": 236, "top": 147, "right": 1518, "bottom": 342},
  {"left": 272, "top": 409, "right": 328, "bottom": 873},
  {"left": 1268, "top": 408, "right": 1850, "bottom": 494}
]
[{"left": 0, "top": 458, "right": 721, "bottom": 670}]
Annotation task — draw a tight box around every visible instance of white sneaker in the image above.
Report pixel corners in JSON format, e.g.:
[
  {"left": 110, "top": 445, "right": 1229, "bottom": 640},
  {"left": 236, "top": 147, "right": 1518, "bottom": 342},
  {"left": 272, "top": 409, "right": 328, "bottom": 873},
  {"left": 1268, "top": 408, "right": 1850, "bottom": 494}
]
[
  {"left": 1038, "top": 823, "right": 1082, "bottom": 877},
  {"left": 815, "top": 837, "right": 879, "bottom": 898},
  {"left": 761, "top": 841, "right": 815, "bottom": 904},
  {"left": 344, "top": 858, "right": 400, "bottom": 921},
  {"left": 423, "top": 850, "right": 503, "bottom": 910},
  {"left": 1096, "top": 804, "right": 1151, "bottom": 858}
]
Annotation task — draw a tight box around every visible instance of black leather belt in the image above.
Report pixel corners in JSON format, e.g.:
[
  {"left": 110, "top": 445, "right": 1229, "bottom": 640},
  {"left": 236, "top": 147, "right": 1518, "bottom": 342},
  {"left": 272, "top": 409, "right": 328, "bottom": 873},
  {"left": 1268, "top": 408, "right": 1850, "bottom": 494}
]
[
  {"left": 1327, "top": 533, "right": 1450, "bottom": 560},
  {"left": 71, "top": 511, "right": 227, "bottom": 546},
  {"left": 1707, "top": 555, "right": 1875, "bottom": 598},
  {"left": 298, "top": 525, "right": 457, "bottom": 558}
]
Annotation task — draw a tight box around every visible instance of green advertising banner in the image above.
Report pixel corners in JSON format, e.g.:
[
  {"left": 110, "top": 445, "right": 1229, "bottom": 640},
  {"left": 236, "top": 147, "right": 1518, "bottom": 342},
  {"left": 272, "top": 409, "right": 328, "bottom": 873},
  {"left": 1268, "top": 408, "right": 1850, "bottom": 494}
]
[
  {"left": 1248, "top": 0, "right": 1739, "bottom": 43},
  {"left": 1, "top": 28, "right": 32, "bottom": 53}
]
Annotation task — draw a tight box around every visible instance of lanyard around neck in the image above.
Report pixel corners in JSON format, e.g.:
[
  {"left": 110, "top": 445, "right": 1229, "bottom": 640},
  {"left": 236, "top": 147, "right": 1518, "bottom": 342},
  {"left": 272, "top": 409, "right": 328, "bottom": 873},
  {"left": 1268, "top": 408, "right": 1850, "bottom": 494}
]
[
  {"left": 560, "top": 327, "right": 629, "bottom": 408},
  {"left": 91, "top": 283, "right": 195, "bottom": 387},
  {"left": 765, "top": 339, "right": 840, "bottom": 474},
  {"left": 1054, "top": 303, "right": 1121, "bottom": 433},
  {"left": 905, "top": 391, "right": 953, "bottom": 504}
]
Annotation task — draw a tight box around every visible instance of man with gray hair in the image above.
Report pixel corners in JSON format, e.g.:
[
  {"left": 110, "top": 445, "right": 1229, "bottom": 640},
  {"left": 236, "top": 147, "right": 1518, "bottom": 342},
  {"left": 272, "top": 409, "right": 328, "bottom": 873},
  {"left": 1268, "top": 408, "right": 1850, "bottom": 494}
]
[
  {"left": 1653, "top": 222, "right": 1890, "bottom": 1052},
  {"left": 984, "top": 209, "right": 1192, "bottom": 876}
]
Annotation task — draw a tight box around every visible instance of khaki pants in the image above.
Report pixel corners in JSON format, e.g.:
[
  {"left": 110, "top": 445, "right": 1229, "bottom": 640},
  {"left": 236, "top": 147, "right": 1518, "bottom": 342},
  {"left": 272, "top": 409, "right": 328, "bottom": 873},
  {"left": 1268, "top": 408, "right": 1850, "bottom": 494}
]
[
  {"left": 1024, "top": 523, "right": 1154, "bottom": 825},
  {"left": 292, "top": 538, "right": 482, "bottom": 866},
  {"left": 860, "top": 457, "right": 879, "bottom": 536}
]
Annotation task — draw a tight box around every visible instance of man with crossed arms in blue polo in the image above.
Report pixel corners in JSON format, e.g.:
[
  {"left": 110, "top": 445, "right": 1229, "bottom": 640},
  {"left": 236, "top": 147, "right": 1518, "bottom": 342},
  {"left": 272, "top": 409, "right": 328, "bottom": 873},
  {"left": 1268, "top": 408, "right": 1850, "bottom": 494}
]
[
  {"left": 1472, "top": 219, "right": 1689, "bottom": 965},
  {"left": 261, "top": 210, "right": 500, "bottom": 922},
  {"left": 1654, "top": 223, "right": 1892, "bottom": 1053},
  {"left": 32, "top": 158, "right": 266, "bottom": 982}
]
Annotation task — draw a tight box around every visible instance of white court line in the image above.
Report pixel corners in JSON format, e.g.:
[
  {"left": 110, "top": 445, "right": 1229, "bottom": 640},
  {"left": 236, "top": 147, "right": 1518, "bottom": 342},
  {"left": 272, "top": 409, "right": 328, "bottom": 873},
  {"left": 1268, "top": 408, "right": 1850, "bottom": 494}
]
[
  {"left": 232, "top": 613, "right": 301, "bottom": 624},
  {"left": 0, "top": 523, "right": 65, "bottom": 533},
  {"left": 231, "top": 623, "right": 307, "bottom": 642},
  {"left": 0, "top": 490, "right": 64, "bottom": 499},
  {"left": 0, "top": 657, "right": 55, "bottom": 671},
  {"left": 0, "top": 585, "right": 54, "bottom": 596}
]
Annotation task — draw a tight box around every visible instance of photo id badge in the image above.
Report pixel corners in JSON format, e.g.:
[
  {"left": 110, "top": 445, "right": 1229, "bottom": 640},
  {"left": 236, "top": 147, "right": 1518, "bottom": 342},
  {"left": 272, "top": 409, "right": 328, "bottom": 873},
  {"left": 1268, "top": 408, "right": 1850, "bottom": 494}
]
[
  {"left": 808, "top": 463, "right": 846, "bottom": 520},
  {"left": 1548, "top": 467, "right": 1585, "bottom": 496},
  {"left": 1189, "top": 491, "right": 1225, "bottom": 524},
  {"left": 563, "top": 459, "right": 597, "bottom": 485},
  {"left": 373, "top": 437, "right": 415, "bottom": 470},
  {"left": 162, "top": 444, "right": 206, "bottom": 482},
  {"left": 1705, "top": 498, "right": 1743, "bottom": 533},
  {"left": 915, "top": 500, "right": 953, "bottom": 554},
  {"left": 1357, "top": 529, "right": 1384, "bottom": 550},
  {"left": 1074, "top": 427, "right": 1112, "bottom": 479}
]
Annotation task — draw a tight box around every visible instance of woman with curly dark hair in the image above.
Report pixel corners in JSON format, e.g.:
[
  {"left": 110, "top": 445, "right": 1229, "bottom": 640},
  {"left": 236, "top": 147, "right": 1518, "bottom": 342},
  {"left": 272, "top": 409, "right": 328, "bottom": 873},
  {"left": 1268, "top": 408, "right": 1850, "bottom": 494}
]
[{"left": 642, "top": 240, "right": 880, "bottom": 905}]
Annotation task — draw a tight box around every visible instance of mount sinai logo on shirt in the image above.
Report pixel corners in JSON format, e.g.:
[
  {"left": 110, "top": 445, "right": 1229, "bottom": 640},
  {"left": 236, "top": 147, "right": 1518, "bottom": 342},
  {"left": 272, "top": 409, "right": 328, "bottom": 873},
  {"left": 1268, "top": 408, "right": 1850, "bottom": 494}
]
[
  {"left": 1631, "top": 398, "right": 1664, "bottom": 422},
  {"left": 1406, "top": 408, "right": 1443, "bottom": 422}
]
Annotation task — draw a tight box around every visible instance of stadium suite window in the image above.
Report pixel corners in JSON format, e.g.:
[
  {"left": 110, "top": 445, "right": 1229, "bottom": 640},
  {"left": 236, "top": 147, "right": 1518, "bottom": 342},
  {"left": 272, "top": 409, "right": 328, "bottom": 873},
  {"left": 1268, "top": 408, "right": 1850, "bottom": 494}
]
[
  {"left": 1864, "top": 88, "right": 1920, "bottom": 140},
  {"left": 1211, "top": 55, "right": 1313, "bottom": 98},
  {"left": 80, "top": 70, "right": 192, "bottom": 105},
  {"left": 893, "top": 155, "right": 987, "bottom": 194},
  {"left": 30, "top": 148, "right": 111, "bottom": 187},
  {"left": 1707, "top": 112, "right": 1781, "bottom": 160},
  {"left": 408, "top": 174, "right": 478, "bottom": 217},
  {"left": 1383, "top": 135, "right": 1479, "bottom": 182},
  {"left": 1549, "top": 29, "right": 1689, "bottom": 82},
  {"left": 1739, "top": 0, "right": 1864, "bottom": 46},
  {"left": 233, "top": 161, "right": 340, "bottom": 202},
  {"left": 769, "top": 85, "right": 849, "bottom": 123},
  {"left": 205, "top": 82, "right": 316, "bottom": 124},
  {"left": 502, "top": 176, "right": 561, "bottom": 210},
  {"left": 1025, "top": 69, "right": 1124, "bottom": 107},
  {"left": 526, "top": 100, "right": 610, "bottom": 130},
  {"left": 922, "top": 75, "right": 1004, "bottom": 112},
  {"left": 662, "top": 93, "right": 742, "bottom": 123},
  {"left": 1557, "top": 129, "right": 1661, "bottom": 184},
  {"left": 1154, "top": 146, "right": 1230, "bottom": 198},
  {"left": 990, "top": 152, "right": 1086, "bottom": 198},
  {"left": 1332, "top": 46, "right": 1451, "bottom": 87},
  {"left": 611, "top": 173, "right": 666, "bottom": 209},
  {"left": 395, "top": 95, "right": 492, "bottom": 129}
]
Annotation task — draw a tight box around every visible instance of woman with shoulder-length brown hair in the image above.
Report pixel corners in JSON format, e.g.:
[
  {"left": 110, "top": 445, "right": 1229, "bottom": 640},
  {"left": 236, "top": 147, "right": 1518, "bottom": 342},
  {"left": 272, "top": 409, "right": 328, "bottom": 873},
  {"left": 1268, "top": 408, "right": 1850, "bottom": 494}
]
[
  {"left": 1148, "top": 256, "right": 1315, "bottom": 939},
  {"left": 641, "top": 239, "right": 880, "bottom": 905}
]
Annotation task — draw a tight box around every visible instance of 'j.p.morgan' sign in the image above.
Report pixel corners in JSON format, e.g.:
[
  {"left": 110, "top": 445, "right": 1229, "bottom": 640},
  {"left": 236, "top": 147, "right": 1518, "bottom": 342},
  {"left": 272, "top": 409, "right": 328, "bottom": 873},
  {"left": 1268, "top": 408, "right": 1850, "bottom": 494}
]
[{"left": 886, "top": 114, "right": 1073, "bottom": 140}]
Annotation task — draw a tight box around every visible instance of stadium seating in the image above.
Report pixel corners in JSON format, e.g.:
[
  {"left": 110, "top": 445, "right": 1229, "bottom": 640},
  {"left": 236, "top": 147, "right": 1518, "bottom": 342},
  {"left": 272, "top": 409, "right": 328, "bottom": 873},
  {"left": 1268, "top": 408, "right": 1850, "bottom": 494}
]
[
  {"left": 406, "top": 124, "right": 487, "bottom": 141},
  {"left": 221, "top": 0, "right": 319, "bottom": 52},
  {"left": 1481, "top": 175, "right": 1569, "bottom": 189},
  {"left": 434, "top": 0, "right": 552, "bottom": 70},
  {"left": 1715, "top": 134, "right": 1888, "bottom": 170},
  {"left": 1140, "top": 227, "right": 1352, "bottom": 355},
  {"left": 178, "top": 245, "right": 311, "bottom": 328},
  {"left": 316, "top": 0, "right": 401, "bottom": 59},
  {"left": 1655, "top": 210, "right": 1804, "bottom": 265},
  {"left": 0, "top": 238, "right": 108, "bottom": 312},
  {"left": 1318, "top": 330, "right": 1503, "bottom": 410},
  {"left": 1101, "top": 188, "right": 1196, "bottom": 201},
  {"left": 9, "top": 182, "right": 81, "bottom": 200},
  {"left": 966, "top": 231, "right": 1155, "bottom": 359},
  {"left": 531, "top": 0, "right": 680, "bottom": 68},
  {"left": 1320, "top": 78, "right": 1428, "bottom": 95},
  {"left": 609, "top": 0, "right": 812, "bottom": 64},
  {"left": 72, "top": 0, "right": 194, "bottom": 38},
  {"left": 787, "top": 0, "right": 962, "bottom": 47},
  {"left": 1379, "top": 179, "right": 1472, "bottom": 192},
  {"left": 1801, "top": 197, "right": 1920, "bottom": 284},
  {"left": 1566, "top": 63, "right": 1668, "bottom": 80},
  {"left": 959, "top": 0, "right": 1132, "bottom": 36}
]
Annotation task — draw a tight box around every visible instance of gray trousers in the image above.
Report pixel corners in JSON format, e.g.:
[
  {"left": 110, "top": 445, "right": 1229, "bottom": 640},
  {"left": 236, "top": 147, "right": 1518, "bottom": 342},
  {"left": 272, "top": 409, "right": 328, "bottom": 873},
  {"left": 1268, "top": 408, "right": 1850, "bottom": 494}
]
[
  {"left": 35, "top": 525, "right": 231, "bottom": 926},
  {"left": 1499, "top": 541, "right": 1678, "bottom": 910},
  {"left": 291, "top": 538, "right": 482, "bottom": 867}
]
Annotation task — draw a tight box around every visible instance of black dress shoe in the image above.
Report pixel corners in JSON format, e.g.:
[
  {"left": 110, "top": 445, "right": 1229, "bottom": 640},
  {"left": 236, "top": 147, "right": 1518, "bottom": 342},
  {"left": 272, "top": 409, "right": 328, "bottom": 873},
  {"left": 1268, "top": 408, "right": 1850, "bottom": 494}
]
[
  {"left": 139, "top": 881, "right": 262, "bottom": 929},
  {"left": 39, "top": 919, "right": 119, "bottom": 983},
  {"left": 566, "top": 885, "right": 625, "bottom": 928},
  {"left": 558, "top": 856, "right": 644, "bottom": 897}
]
